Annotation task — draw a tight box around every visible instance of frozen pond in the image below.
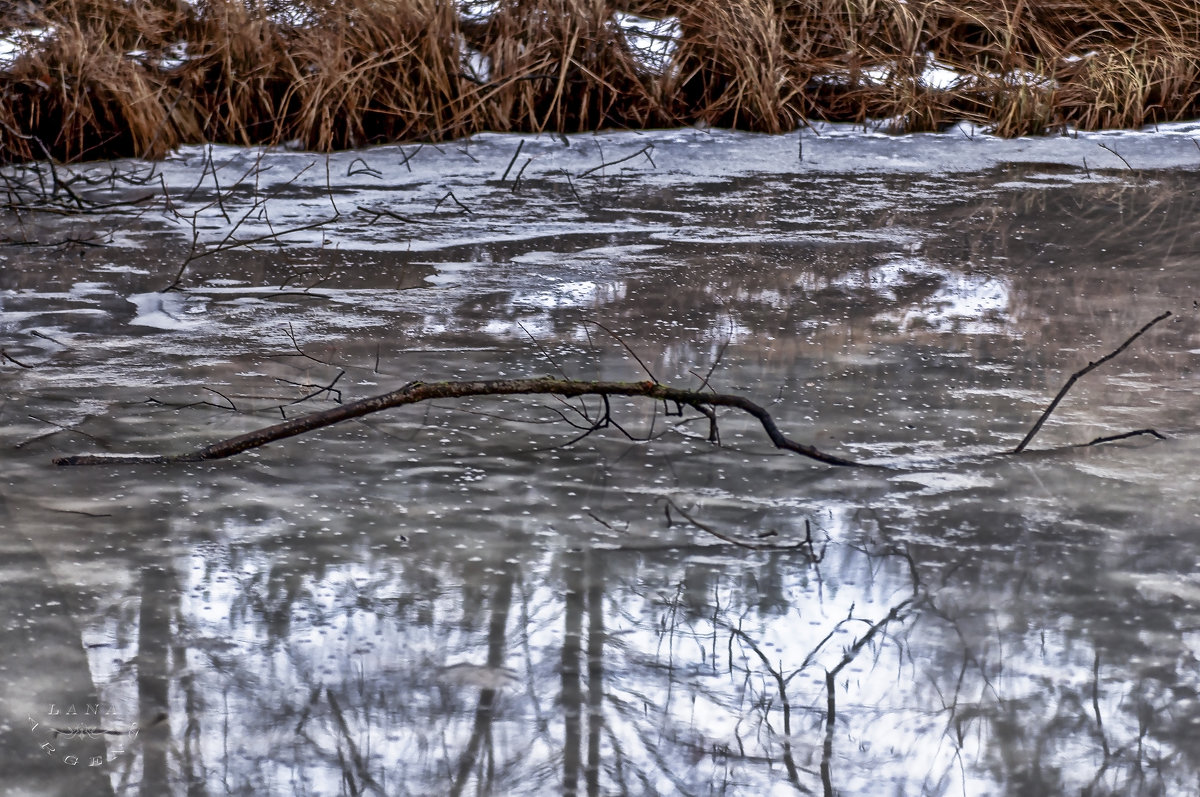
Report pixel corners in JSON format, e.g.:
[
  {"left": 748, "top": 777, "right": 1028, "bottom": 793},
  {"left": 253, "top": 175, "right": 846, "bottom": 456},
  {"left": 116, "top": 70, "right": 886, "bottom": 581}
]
[{"left": 3, "top": 125, "right": 1200, "bottom": 796}]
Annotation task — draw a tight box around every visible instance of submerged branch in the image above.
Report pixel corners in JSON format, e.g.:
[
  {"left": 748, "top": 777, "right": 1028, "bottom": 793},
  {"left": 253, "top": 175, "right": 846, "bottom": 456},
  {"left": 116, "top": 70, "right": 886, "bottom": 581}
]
[{"left": 53, "top": 378, "right": 866, "bottom": 468}]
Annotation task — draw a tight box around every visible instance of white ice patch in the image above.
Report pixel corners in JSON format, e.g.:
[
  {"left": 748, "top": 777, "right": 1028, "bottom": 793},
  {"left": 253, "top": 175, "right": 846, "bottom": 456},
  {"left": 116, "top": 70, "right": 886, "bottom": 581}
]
[
  {"left": 945, "top": 120, "right": 990, "bottom": 139},
  {"left": 860, "top": 53, "right": 965, "bottom": 91},
  {"left": 459, "top": 0, "right": 499, "bottom": 25},
  {"left": 829, "top": 259, "right": 930, "bottom": 301},
  {"left": 128, "top": 292, "right": 209, "bottom": 330},
  {"left": 614, "top": 12, "right": 679, "bottom": 76},
  {"left": 479, "top": 319, "right": 514, "bottom": 336},
  {"left": 856, "top": 54, "right": 1055, "bottom": 99},
  {"left": 461, "top": 44, "right": 491, "bottom": 83},
  {"left": 0, "top": 27, "right": 52, "bottom": 69},
  {"left": 888, "top": 470, "right": 995, "bottom": 496},
  {"left": 127, "top": 41, "right": 191, "bottom": 71},
  {"left": 920, "top": 55, "right": 963, "bottom": 90}
]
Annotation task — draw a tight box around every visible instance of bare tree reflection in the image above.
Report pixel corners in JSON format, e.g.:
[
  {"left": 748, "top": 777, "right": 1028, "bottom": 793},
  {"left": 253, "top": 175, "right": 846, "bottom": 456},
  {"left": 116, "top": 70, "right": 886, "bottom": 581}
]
[
  {"left": 585, "top": 555, "right": 604, "bottom": 797},
  {"left": 560, "top": 551, "right": 584, "bottom": 797},
  {"left": 450, "top": 566, "right": 515, "bottom": 797},
  {"left": 63, "top": 492, "right": 1200, "bottom": 796},
  {"left": 137, "top": 563, "right": 173, "bottom": 797}
]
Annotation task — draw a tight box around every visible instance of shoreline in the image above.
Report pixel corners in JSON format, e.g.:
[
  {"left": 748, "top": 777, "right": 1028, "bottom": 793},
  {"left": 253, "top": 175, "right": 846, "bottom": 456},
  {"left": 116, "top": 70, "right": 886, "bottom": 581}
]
[{"left": 4, "top": 0, "right": 1200, "bottom": 163}]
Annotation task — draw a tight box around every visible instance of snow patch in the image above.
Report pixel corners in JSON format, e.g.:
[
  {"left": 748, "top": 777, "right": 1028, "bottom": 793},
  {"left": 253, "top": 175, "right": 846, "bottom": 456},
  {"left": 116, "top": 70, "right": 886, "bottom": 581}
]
[{"left": 128, "top": 292, "right": 209, "bottom": 330}]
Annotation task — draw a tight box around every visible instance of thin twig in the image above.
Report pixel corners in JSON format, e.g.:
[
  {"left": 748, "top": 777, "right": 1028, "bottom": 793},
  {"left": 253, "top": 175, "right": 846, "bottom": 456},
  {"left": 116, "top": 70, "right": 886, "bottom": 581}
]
[
  {"left": 1, "top": 349, "right": 33, "bottom": 368},
  {"left": 558, "top": 169, "right": 583, "bottom": 204},
  {"left": 398, "top": 144, "right": 424, "bottom": 172},
  {"left": 666, "top": 499, "right": 807, "bottom": 550},
  {"left": 1097, "top": 143, "right": 1132, "bottom": 170},
  {"left": 518, "top": 322, "right": 570, "bottom": 380},
  {"left": 346, "top": 158, "right": 382, "bottom": 178},
  {"left": 434, "top": 191, "right": 472, "bottom": 214},
  {"left": 202, "top": 387, "right": 238, "bottom": 411},
  {"left": 1081, "top": 428, "right": 1165, "bottom": 446},
  {"left": 1012, "top": 311, "right": 1171, "bottom": 454},
  {"left": 511, "top": 157, "right": 533, "bottom": 193},
  {"left": 499, "top": 139, "right": 525, "bottom": 182},
  {"left": 577, "top": 144, "right": 655, "bottom": 178}
]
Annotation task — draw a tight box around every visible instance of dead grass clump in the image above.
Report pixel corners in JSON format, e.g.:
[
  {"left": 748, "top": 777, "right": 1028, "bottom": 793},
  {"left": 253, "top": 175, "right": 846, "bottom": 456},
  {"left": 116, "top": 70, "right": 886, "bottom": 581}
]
[
  {"left": 2, "top": 19, "right": 193, "bottom": 161},
  {"left": 971, "top": 70, "right": 1059, "bottom": 137},
  {"left": 0, "top": 0, "right": 201, "bottom": 162},
  {"left": 185, "top": 0, "right": 295, "bottom": 146},
  {"left": 466, "top": 0, "right": 662, "bottom": 133},
  {"left": 666, "top": 0, "right": 801, "bottom": 133},
  {"left": 186, "top": 0, "right": 474, "bottom": 150},
  {"left": 284, "top": 0, "right": 472, "bottom": 148},
  {"left": 1056, "top": 43, "right": 1200, "bottom": 130}
]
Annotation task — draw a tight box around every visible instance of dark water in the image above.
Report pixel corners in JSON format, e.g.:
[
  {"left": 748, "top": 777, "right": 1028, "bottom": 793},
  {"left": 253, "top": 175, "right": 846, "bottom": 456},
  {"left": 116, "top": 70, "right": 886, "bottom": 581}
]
[{"left": 2, "top": 132, "right": 1200, "bottom": 795}]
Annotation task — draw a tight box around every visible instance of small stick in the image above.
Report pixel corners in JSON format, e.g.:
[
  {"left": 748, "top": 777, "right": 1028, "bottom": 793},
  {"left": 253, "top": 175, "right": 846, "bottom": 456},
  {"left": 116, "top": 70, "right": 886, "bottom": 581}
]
[
  {"left": 346, "top": 158, "right": 382, "bottom": 178},
  {"left": 1013, "top": 311, "right": 1171, "bottom": 454},
  {"left": 517, "top": 322, "right": 569, "bottom": 379},
  {"left": 30, "top": 330, "right": 68, "bottom": 346},
  {"left": 398, "top": 144, "right": 423, "bottom": 172},
  {"left": 207, "top": 145, "right": 231, "bottom": 222},
  {"left": 577, "top": 144, "right": 655, "bottom": 178},
  {"left": 202, "top": 387, "right": 238, "bottom": 411},
  {"left": 511, "top": 157, "right": 533, "bottom": 192},
  {"left": 357, "top": 206, "right": 415, "bottom": 223},
  {"left": 1097, "top": 143, "right": 1132, "bottom": 170},
  {"left": 1081, "top": 428, "right": 1165, "bottom": 446},
  {"left": 558, "top": 169, "right": 583, "bottom": 204},
  {"left": 1, "top": 349, "right": 33, "bottom": 368},
  {"left": 666, "top": 499, "right": 812, "bottom": 550},
  {"left": 433, "top": 191, "right": 472, "bottom": 214},
  {"left": 499, "top": 139, "right": 525, "bottom": 182}
]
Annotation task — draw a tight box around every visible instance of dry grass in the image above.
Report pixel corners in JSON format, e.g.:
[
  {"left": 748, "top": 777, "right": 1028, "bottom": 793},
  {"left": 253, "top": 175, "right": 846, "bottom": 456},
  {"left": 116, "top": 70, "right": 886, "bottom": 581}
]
[
  {"left": 466, "top": 0, "right": 662, "bottom": 133},
  {"left": 667, "top": 0, "right": 800, "bottom": 133},
  {"left": 3, "top": 0, "right": 1200, "bottom": 162}
]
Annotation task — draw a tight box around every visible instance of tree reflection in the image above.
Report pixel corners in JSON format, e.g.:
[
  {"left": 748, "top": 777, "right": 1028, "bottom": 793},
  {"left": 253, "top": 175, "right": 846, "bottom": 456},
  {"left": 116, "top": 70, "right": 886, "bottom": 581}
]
[
  {"left": 22, "top": 488, "right": 1200, "bottom": 796},
  {"left": 450, "top": 566, "right": 514, "bottom": 797},
  {"left": 32, "top": 436, "right": 1200, "bottom": 797},
  {"left": 137, "top": 563, "right": 172, "bottom": 797}
]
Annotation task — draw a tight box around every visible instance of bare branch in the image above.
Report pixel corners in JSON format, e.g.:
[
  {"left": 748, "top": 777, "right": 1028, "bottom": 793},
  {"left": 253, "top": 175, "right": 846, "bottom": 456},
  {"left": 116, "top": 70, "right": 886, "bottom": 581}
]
[
  {"left": 1012, "top": 311, "right": 1170, "bottom": 453},
  {"left": 53, "top": 377, "right": 866, "bottom": 468}
]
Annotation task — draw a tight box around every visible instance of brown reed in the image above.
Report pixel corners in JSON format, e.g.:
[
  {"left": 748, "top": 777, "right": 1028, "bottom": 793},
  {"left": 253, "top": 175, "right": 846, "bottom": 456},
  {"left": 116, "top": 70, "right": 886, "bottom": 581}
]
[{"left": 3, "top": 0, "right": 1200, "bottom": 162}]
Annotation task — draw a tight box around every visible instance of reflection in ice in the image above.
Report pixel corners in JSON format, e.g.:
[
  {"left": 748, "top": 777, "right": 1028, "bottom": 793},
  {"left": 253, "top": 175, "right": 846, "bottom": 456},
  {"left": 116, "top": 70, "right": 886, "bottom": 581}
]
[{"left": 890, "top": 273, "right": 1011, "bottom": 334}]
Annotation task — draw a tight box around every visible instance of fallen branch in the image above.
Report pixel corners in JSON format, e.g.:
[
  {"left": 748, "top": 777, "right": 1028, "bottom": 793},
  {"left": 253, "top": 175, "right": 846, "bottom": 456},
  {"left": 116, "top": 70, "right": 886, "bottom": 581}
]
[
  {"left": 53, "top": 378, "right": 865, "bottom": 468},
  {"left": 1012, "top": 311, "right": 1171, "bottom": 454}
]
